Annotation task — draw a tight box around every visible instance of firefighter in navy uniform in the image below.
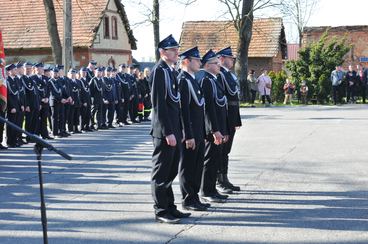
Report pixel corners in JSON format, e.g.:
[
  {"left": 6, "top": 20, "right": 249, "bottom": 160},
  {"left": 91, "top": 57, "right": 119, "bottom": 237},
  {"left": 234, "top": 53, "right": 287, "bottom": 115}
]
[
  {"left": 86, "top": 60, "right": 96, "bottom": 84},
  {"left": 90, "top": 67, "right": 104, "bottom": 129},
  {"left": 217, "top": 47, "right": 242, "bottom": 193},
  {"left": 58, "top": 65, "right": 72, "bottom": 137},
  {"left": 127, "top": 66, "right": 139, "bottom": 123},
  {"left": 48, "top": 67, "right": 64, "bottom": 138},
  {"left": 177, "top": 47, "right": 210, "bottom": 211},
  {"left": 5, "top": 64, "right": 22, "bottom": 147},
  {"left": 142, "top": 68, "right": 152, "bottom": 121},
  {"left": 137, "top": 71, "right": 146, "bottom": 122},
  {"left": 14, "top": 62, "right": 27, "bottom": 145},
  {"left": 32, "top": 63, "right": 53, "bottom": 139},
  {"left": 116, "top": 64, "right": 130, "bottom": 125},
  {"left": 102, "top": 66, "right": 116, "bottom": 128},
  {"left": 78, "top": 67, "right": 92, "bottom": 132},
  {"left": 22, "top": 62, "right": 41, "bottom": 142},
  {"left": 199, "top": 49, "right": 230, "bottom": 203},
  {"left": 111, "top": 67, "right": 123, "bottom": 126},
  {"left": 150, "top": 34, "right": 190, "bottom": 224},
  {"left": 68, "top": 68, "right": 82, "bottom": 133},
  {"left": 43, "top": 66, "right": 53, "bottom": 134}
]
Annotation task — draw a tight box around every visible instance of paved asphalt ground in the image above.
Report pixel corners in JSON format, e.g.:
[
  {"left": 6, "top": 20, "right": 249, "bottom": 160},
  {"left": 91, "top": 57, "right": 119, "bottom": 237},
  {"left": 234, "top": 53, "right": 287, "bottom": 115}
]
[{"left": 1, "top": 105, "right": 368, "bottom": 244}]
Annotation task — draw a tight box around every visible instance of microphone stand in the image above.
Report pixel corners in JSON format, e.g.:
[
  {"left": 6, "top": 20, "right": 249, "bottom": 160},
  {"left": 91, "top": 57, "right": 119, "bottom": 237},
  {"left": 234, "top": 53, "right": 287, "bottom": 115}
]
[{"left": 0, "top": 116, "right": 72, "bottom": 244}]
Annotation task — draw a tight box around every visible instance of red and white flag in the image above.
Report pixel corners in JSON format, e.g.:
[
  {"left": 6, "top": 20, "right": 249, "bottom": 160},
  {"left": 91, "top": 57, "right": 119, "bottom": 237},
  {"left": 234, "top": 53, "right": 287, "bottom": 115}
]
[{"left": 0, "top": 30, "right": 7, "bottom": 111}]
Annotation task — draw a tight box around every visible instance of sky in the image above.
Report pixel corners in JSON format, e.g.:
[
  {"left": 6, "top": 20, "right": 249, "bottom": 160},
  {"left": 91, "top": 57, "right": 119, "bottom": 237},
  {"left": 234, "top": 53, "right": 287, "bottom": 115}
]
[{"left": 123, "top": 0, "right": 368, "bottom": 62}]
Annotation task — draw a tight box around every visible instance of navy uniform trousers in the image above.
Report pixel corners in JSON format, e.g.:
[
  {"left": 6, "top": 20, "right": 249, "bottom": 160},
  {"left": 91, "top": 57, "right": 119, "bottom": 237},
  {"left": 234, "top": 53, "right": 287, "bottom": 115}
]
[{"left": 151, "top": 137, "right": 182, "bottom": 216}]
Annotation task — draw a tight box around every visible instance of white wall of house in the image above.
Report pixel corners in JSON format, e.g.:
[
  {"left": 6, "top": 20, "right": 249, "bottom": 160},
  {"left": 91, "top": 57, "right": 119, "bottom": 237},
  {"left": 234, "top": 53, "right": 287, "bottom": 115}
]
[
  {"left": 92, "top": 0, "right": 131, "bottom": 51},
  {"left": 91, "top": 53, "right": 131, "bottom": 67}
]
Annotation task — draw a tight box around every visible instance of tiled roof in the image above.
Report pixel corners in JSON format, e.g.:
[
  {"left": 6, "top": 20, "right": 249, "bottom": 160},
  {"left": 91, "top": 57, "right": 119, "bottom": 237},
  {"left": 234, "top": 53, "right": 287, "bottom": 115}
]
[
  {"left": 0, "top": 0, "right": 136, "bottom": 49},
  {"left": 303, "top": 25, "right": 368, "bottom": 33},
  {"left": 180, "top": 18, "right": 285, "bottom": 57}
]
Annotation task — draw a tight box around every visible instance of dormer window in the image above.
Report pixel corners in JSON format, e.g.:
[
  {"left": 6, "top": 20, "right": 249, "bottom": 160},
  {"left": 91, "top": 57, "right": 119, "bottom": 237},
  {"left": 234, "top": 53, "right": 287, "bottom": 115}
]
[
  {"left": 104, "top": 16, "right": 110, "bottom": 39},
  {"left": 112, "top": 16, "right": 118, "bottom": 40}
]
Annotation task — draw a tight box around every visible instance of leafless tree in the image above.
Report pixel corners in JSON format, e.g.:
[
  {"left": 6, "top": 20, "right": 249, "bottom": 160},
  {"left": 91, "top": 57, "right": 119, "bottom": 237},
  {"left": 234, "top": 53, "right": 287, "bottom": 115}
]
[
  {"left": 43, "top": 0, "right": 63, "bottom": 64},
  {"left": 129, "top": 0, "right": 197, "bottom": 61},
  {"left": 218, "top": 0, "right": 280, "bottom": 101},
  {"left": 278, "top": 0, "right": 318, "bottom": 46}
]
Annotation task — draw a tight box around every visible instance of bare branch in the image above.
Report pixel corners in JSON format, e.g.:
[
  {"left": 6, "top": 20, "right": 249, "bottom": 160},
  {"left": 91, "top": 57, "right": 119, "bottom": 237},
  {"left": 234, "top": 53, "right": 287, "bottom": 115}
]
[{"left": 175, "top": 0, "right": 198, "bottom": 6}]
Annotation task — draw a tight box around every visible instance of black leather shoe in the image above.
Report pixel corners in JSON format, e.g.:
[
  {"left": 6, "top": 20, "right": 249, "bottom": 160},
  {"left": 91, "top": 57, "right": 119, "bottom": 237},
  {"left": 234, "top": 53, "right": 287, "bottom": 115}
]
[
  {"left": 222, "top": 174, "right": 241, "bottom": 191},
  {"left": 183, "top": 203, "right": 208, "bottom": 211},
  {"left": 214, "top": 191, "right": 229, "bottom": 199},
  {"left": 0, "top": 144, "right": 8, "bottom": 150},
  {"left": 170, "top": 209, "right": 191, "bottom": 218},
  {"left": 197, "top": 201, "right": 211, "bottom": 208},
  {"left": 217, "top": 184, "right": 233, "bottom": 194},
  {"left": 200, "top": 195, "right": 226, "bottom": 203},
  {"left": 229, "top": 184, "right": 241, "bottom": 191},
  {"left": 17, "top": 139, "right": 27, "bottom": 145},
  {"left": 100, "top": 124, "right": 108, "bottom": 130},
  {"left": 155, "top": 214, "right": 180, "bottom": 224},
  {"left": 43, "top": 136, "right": 54, "bottom": 140}
]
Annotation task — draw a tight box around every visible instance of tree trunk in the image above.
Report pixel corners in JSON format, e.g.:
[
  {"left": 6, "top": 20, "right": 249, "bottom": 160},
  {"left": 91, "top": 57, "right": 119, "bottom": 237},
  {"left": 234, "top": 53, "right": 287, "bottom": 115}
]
[
  {"left": 153, "top": 0, "right": 160, "bottom": 62},
  {"left": 234, "top": 0, "right": 254, "bottom": 102},
  {"left": 43, "top": 0, "right": 62, "bottom": 64},
  {"left": 298, "top": 28, "right": 303, "bottom": 47}
]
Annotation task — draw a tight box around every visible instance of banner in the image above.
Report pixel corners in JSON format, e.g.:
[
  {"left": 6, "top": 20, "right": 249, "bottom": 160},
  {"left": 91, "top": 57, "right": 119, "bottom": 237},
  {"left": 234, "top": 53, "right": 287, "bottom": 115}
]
[{"left": 0, "top": 30, "right": 7, "bottom": 111}]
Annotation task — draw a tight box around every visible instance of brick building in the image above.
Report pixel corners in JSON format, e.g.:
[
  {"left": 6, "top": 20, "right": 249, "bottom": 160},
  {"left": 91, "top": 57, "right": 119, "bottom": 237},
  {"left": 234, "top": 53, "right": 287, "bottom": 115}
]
[
  {"left": 303, "top": 25, "right": 368, "bottom": 67},
  {"left": 0, "top": 0, "right": 137, "bottom": 67},
  {"left": 180, "top": 18, "right": 287, "bottom": 74}
]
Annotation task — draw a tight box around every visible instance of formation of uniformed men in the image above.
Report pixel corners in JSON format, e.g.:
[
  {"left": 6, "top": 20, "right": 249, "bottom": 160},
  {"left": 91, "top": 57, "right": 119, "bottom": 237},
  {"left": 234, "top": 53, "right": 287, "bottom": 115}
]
[
  {"left": 0, "top": 60, "right": 152, "bottom": 149},
  {"left": 150, "top": 34, "right": 242, "bottom": 224}
]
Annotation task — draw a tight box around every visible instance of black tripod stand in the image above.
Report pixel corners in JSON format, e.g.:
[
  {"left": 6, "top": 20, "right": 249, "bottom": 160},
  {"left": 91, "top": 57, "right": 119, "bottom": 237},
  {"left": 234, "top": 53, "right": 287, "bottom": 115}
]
[{"left": 0, "top": 116, "right": 72, "bottom": 244}]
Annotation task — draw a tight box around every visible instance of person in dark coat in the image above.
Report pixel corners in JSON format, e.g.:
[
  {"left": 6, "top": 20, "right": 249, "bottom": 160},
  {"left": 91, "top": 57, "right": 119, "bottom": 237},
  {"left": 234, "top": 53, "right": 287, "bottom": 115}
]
[
  {"left": 67, "top": 68, "right": 82, "bottom": 133},
  {"left": 345, "top": 65, "right": 357, "bottom": 103},
  {"left": 127, "top": 67, "right": 139, "bottom": 123},
  {"left": 142, "top": 68, "right": 152, "bottom": 121},
  {"left": 58, "top": 65, "right": 72, "bottom": 137},
  {"left": 116, "top": 64, "right": 130, "bottom": 125},
  {"left": 32, "top": 63, "right": 53, "bottom": 139},
  {"left": 22, "top": 62, "right": 40, "bottom": 142},
  {"left": 137, "top": 71, "right": 146, "bottom": 122},
  {"left": 199, "top": 49, "right": 229, "bottom": 203},
  {"left": 150, "top": 34, "right": 190, "bottom": 224},
  {"left": 102, "top": 66, "right": 117, "bottom": 128},
  {"left": 177, "top": 46, "right": 209, "bottom": 211},
  {"left": 5, "top": 64, "right": 22, "bottom": 147},
  {"left": 217, "top": 47, "right": 242, "bottom": 192},
  {"left": 86, "top": 60, "right": 96, "bottom": 84},
  {"left": 48, "top": 67, "right": 65, "bottom": 138},
  {"left": 112, "top": 67, "right": 124, "bottom": 127},
  {"left": 78, "top": 67, "right": 92, "bottom": 132},
  {"left": 90, "top": 67, "right": 104, "bottom": 129},
  {"left": 14, "top": 62, "right": 27, "bottom": 145}
]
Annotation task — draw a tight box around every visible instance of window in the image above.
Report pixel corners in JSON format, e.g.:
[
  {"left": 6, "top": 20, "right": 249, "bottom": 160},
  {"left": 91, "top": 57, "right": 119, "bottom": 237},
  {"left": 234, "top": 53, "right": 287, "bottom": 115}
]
[
  {"left": 111, "top": 16, "right": 118, "bottom": 40},
  {"left": 104, "top": 16, "right": 110, "bottom": 39}
]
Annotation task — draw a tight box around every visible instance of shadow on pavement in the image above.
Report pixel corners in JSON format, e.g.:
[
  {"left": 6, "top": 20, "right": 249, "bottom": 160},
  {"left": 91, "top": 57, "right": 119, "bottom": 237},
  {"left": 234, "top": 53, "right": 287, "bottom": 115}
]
[{"left": 207, "top": 190, "right": 368, "bottom": 231}]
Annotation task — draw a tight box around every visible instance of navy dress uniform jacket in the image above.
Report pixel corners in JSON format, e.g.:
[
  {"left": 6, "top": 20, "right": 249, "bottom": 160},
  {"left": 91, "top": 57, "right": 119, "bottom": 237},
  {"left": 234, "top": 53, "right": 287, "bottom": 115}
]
[
  {"left": 150, "top": 59, "right": 182, "bottom": 139},
  {"left": 178, "top": 71, "right": 205, "bottom": 141},
  {"left": 218, "top": 67, "right": 242, "bottom": 128}
]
